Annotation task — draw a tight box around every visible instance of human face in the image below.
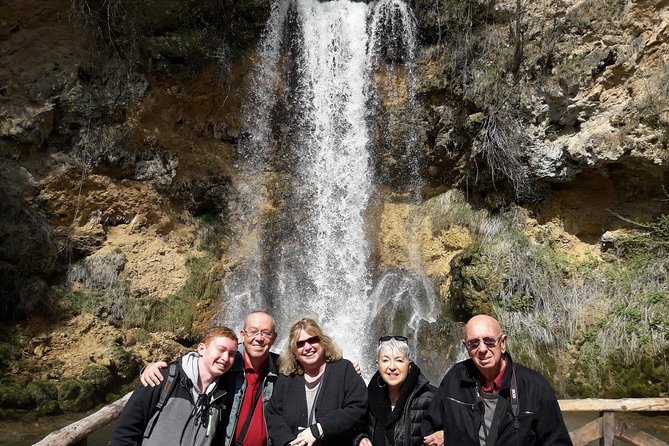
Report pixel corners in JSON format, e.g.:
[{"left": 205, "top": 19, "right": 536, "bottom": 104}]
[
  {"left": 295, "top": 329, "right": 325, "bottom": 371},
  {"left": 463, "top": 315, "right": 507, "bottom": 378},
  {"left": 198, "top": 335, "right": 238, "bottom": 378},
  {"left": 241, "top": 312, "right": 277, "bottom": 362},
  {"left": 378, "top": 347, "right": 410, "bottom": 391}
]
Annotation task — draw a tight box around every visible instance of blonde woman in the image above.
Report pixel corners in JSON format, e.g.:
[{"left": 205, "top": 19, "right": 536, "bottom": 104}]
[{"left": 266, "top": 317, "right": 367, "bottom": 446}]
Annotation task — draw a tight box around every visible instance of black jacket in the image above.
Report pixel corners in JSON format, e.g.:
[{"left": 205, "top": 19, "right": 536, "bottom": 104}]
[
  {"left": 266, "top": 359, "right": 368, "bottom": 446},
  {"left": 112, "top": 355, "right": 229, "bottom": 446},
  {"left": 357, "top": 367, "right": 436, "bottom": 446},
  {"left": 424, "top": 354, "right": 572, "bottom": 446}
]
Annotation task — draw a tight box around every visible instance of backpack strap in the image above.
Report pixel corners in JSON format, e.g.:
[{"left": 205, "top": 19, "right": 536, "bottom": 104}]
[{"left": 144, "top": 363, "right": 178, "bottom": 438}]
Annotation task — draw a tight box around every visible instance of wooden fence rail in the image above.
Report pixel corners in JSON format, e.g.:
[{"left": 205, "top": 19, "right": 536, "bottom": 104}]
[
  {"left": 559, "top": 398, "right": 669, "bottom": 446},
  {"left": 33, "top": 396, "right": 669, "bottom": 446},
  {"left": 33, "top": 391, "right": 133, "bottom": 446}
]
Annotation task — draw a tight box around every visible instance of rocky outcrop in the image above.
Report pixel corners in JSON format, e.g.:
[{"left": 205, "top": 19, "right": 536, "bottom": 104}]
[{"left": 0, "top": 0, "right": 668, "bottom": 418}]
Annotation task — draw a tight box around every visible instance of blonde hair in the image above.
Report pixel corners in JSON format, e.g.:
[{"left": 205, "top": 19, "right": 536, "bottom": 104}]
[{"left": 279, "top": 317, "right": 342, "bottom": 375}]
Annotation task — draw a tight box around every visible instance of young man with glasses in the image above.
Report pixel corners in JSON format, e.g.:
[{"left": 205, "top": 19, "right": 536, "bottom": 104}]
[
  {"left": 141, "top": 311, "right": 280, "bottom": 446},
  {"left": 424, "top": 314, "right": 572, "bottom": 446}
]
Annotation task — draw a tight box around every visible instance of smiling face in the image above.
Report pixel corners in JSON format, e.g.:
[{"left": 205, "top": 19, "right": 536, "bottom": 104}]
[
  {"left": 198, "top": 335, "right": 238, "bottom": 379},
  {"left": 464, "top": 315, "right": 507, "bottom": 381},
  {"left": 378, "top": 346, "right": 410, "bottom": 391},
  {"left": 294, "top": 329, "right": 325, "bottom": 372},
  {"left": 241, "top": 311, "right": 277, "bottom": 364}
]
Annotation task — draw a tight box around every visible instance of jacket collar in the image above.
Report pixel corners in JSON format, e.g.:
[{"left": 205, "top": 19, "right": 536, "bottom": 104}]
[{"left": 461, "top": 352, "right": 515, "bottom": 392}]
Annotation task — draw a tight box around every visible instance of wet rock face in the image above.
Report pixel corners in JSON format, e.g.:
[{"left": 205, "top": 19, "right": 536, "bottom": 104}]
[{"left": 0, "top": 170, "right": 61, "bottom": 318}]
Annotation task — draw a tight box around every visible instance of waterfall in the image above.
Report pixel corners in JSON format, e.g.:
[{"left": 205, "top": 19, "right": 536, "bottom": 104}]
[{"left": 217, "top": 0, "right": 440, "bottom": 380}]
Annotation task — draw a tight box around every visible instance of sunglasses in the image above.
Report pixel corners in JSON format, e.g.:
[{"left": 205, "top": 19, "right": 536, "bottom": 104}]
[
  {"left": 296, "top": 335, "right": 321, "bottom": 349},
  {"left": 462, "top": 334, "right": 504, "bottom": 350},
  {"left": 378, "top": 335, "right": 408, "bottom": 344}
]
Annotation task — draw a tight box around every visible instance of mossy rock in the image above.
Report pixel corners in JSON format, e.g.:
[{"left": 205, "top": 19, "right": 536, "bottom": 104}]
[
  {"left": 35, "top": 400, "right": 61, "bottom": 416},
  {"left": 57, "top": 379, "right": 98, "bottom": 413},
  {"left": 81, "top": 364, "right": 114, "bottom": 394},
  {"left": 448, "top": 245, "right": 501, "bottom": 320},
  {"left": 0, "top": 381, "right": 33, "bottom": 410},
  {"left": 26, "top": 381, "right": 58, "bottom": 407},
  {"left": 106, "top": 345, "right": 139, "bottom": 382}
]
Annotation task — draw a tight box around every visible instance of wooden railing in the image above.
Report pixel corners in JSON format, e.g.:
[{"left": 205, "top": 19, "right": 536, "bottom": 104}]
[
  {"left": 33, "top": 396, "right": 669, "bottom": 445},
  {"left": 33, "top": 391, "right": 132, "bottom": 446},
  {"left": 559, "top": 398, "right": 669, "bottom": 446}
]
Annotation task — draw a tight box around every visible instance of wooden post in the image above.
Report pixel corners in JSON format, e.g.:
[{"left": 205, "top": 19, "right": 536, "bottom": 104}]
[{"left": 600, "top": 411, "right": 614, "bottom": 446}]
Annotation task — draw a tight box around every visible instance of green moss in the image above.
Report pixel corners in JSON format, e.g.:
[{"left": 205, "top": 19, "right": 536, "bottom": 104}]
[
  {"left": 0, "top": 381, "right": 33, "bottom": 410},
  {"left": 106, "top": 346, "right": 139, "bottom": 383},
  {"left": 143, "top": 255, "right": 221, "bottom": 335},
  {"left": 57, "top": 379, "right": 98, "bottom": 413},
  {"left": 81, "top": 364, "right": 114, "bottom": 393},
  {"left": 448, "top": 244, "right": 500, "bottom": 320}
]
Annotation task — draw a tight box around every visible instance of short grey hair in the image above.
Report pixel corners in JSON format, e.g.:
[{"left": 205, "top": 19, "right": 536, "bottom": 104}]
[{"left": 377, "top": 338, "right": 411, "bottom": 361}]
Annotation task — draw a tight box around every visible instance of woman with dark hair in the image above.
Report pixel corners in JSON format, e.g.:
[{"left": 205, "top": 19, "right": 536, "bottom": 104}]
[
  {"left": 266, "top": 317, "right": 367, "bottom": 446},
  {"left": 355, "top": 336, "right": 443, "bottom": 446}
]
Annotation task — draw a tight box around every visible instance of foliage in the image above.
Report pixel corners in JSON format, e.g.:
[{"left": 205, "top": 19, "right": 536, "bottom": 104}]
[
  {"left": 444, "top": 202, "right": 669, "bottom": 393},
  {"left": 195, "top": 212, "right": 229, "bottom": 258},
  {"left": 414, "top": 0, "right": 541, "bottom": 200},
  {"left": 564, "top": 0, "right": 626, "bottom": 33},
  {"left": 65, "top": 250, "right": 131, "bottom": 323},
  {"left": 609, "top": 202, "right": 669, "bottom": 257},
  {"left": 68, "top": 0, "right": 267, "bottom": 71},
  {"left": 144, "top": 255, "right": 222, "bottom": 335}
]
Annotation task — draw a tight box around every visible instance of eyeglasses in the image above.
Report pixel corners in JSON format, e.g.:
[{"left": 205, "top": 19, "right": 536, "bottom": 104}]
[
  {"left": 243, "top": 328, "right": 275, "bottom": 339},
  {"left": 378, "top": 335, "right": 408, "bottom": 344},
  {"left": 296, "top": 335, "right": 321, "bottom": 349},
  {"left": 462, "top": 334, "right": 504, "bottom": 350}
]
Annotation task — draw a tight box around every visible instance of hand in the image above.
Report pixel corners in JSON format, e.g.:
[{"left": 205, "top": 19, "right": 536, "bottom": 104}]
[
  {"left": 352, "top": 360, "right": 362, "bottom": 377},
  {"left": 290, "top": 424, "right": 321, "bottom": 446},
  {"left": 423, "top": 430, "right": 444, "bottom": 446},
  {"left": 140, "top": 361, "right": 168, "bottom": 387},
  {"left": 359, "top": 438, "right": 373, "bottom": 446}
]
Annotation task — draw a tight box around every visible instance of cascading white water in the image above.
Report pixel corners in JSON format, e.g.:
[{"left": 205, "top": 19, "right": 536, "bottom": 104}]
[
  {"left": 286, "top": 1, "right": 372, "bottom": 362},
  {"left": 217, "top": 0, "right": 438, "bottom": 379}
]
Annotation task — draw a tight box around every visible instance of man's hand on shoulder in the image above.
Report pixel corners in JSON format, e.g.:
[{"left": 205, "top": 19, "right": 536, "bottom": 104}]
[
  {"left": 352, "top": 360, "right": 362, "bottom": 377},
  {"left": 140, "top": 361, "right": 168, "bottom": 387}
]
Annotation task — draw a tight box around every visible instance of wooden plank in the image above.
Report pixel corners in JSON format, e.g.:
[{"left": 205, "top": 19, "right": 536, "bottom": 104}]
[
  {"left": 614, "top": 418, "right": 669, "bottom": 446},
  {"left": 33, "top": 390, "right": 133, "bottom": 446},
  {"left": 559, "top": 398, "right": 669, "bottom": 412},
  {"left": 600, "top": 412, "right": 614, "bottom": 446},
  {"left": 570, "top": 417, "right": 602, "bottom": 446}
]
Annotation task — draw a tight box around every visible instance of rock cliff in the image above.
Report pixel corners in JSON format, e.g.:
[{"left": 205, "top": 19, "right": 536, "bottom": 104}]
[{"left": 0, "top": 0, "right": 667, "bottom": 417}]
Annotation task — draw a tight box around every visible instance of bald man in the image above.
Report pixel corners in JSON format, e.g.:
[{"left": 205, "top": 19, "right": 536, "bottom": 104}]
[{"left": 424, "top": 315, "right": 572, "bottom": 446}]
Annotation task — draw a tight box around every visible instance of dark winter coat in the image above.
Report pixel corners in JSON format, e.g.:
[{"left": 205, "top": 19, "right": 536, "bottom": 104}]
[
  {"left": 356, "top": 364, "right": 436, "bottom": 446},
  {"left": 424, "top": 353, "right": 572, "bottom": 446},
  {"left": 266, "top": 359, "right": 368, "bottom": 446}
]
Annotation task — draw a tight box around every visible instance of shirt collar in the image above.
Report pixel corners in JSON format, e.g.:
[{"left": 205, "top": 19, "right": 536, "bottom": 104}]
[{"left": 479, "top": 354, "right": 507, "bottom": 393}]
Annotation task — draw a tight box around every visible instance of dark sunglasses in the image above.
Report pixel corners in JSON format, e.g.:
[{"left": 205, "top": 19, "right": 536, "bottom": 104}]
[
  {"left": 378, "top": 335, "right": 408, "bottom": 344},
  {"left": 462, "top": 334, "right": 504, "bottom": 350},
  {"left": 296, "top": 335, "right": 321, "bottom": 348}
]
